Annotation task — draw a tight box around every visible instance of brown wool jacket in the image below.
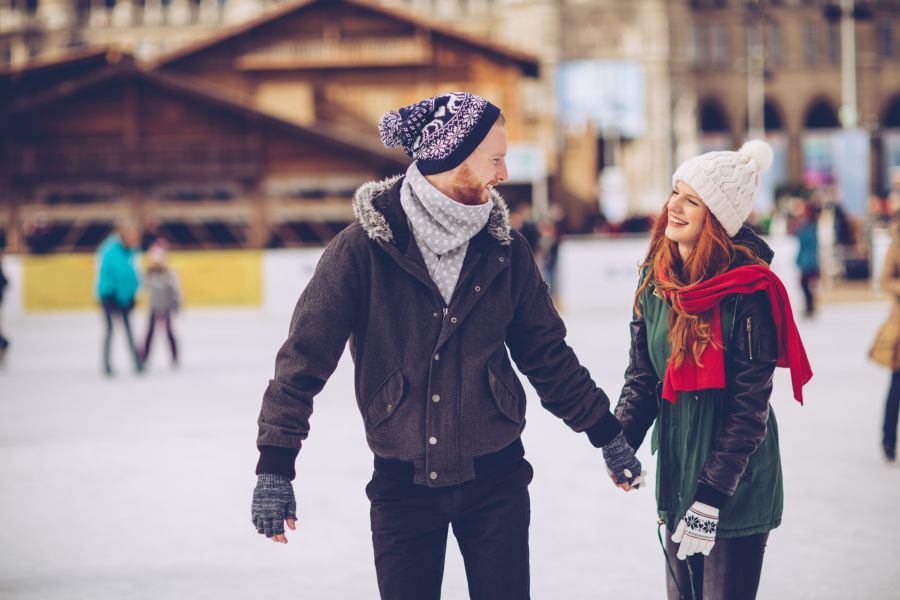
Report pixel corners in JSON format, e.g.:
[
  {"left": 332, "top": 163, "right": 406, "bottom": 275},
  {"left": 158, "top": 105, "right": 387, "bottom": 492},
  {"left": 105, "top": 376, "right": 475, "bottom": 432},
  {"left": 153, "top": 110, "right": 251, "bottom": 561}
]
[{"left": 256, "top": 175, "right": 621, "bottom": 487}]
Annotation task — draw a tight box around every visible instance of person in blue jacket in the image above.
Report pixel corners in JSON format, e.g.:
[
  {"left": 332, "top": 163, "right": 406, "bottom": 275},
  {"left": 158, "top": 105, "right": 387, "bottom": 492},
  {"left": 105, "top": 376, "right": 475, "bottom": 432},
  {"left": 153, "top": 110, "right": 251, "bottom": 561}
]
[{"left": 95, "top": 222, "right": 142, "bottom": 376}]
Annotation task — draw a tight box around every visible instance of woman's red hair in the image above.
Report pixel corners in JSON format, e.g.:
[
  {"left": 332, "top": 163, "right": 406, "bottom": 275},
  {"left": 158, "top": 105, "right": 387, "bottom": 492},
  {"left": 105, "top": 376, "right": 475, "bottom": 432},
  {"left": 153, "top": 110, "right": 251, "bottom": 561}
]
[{"left": 634, "top": 200, "right": 767, "bottom": 368}]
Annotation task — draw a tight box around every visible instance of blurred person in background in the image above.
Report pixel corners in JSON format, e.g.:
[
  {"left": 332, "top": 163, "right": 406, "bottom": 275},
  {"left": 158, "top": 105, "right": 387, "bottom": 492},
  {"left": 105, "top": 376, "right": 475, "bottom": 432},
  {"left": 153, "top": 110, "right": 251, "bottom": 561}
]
[
  {"left": 790, "top": 200, "right": 820, "bottom": 318},
  {"left": 537, "top": 215, "right": 561, "bottom": 300},
  {"left": 24, "top": 213, "right": 53, "bottom": 255},
  {"left": 139, "top": 241, "right": 180, "bottom": 369},
  {"left": 610, "top": 141, "right": 812, "bottom": 600},
  {"left": 0, "top": 236, "right": 9, "bottom": 366},
  {"left": 868, "top": 214, "right": 900, "bottom": 463},
  {"left": 250, "top": 92, "right": 643, "bottom": 600},
  {"left": 95, "top": 222, "right": 142, "bottom": 376},
  {"left": 509, "top": 201, "right": 540, "bottom": 250}
]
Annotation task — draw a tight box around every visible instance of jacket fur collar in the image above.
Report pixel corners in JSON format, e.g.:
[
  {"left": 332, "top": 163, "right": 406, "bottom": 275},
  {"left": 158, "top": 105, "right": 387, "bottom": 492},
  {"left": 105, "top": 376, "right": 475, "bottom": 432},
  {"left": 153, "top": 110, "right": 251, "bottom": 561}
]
[{"left": 352, "top": 175, "right": 512, "bottom": 246}]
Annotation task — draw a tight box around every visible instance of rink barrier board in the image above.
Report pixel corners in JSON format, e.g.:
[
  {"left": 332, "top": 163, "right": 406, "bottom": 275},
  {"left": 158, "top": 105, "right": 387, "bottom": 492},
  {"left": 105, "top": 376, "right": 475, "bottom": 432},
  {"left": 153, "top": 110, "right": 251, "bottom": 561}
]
[{"left": 20, "top": 250, "right": 263, "bottom": 311}]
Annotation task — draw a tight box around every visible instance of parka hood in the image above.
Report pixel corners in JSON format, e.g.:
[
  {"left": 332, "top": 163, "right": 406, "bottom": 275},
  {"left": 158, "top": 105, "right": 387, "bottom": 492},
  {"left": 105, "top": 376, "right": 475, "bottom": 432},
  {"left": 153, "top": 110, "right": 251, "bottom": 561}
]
[
  {"left": 733, "top": 225, "right": 775, "bottom": 266},
  {"left": 351, "top": 175, "right": 512, "bottom": 246}
]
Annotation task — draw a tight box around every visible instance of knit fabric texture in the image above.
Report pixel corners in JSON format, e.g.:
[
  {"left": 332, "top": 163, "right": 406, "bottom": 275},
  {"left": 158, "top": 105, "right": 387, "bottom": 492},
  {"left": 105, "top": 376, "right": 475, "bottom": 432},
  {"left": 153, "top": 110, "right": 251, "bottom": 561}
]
[
  {"left": 379, "top": 92, "right": 501, "bottom": 175},
  {"left": 672, "top": 140, "right": 774, "bottom": 237},
  {"left": 400, "top": 162, "right": 494, "bottom": 304}
]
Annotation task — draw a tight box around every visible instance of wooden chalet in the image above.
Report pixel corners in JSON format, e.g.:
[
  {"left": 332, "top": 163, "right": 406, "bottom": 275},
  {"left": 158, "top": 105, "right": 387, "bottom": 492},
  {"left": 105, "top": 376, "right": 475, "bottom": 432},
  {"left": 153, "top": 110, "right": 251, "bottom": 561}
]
[
  {"left": 0, "top": 53, "right": 406, "bottom": 253},
  {"left": 0, "top": 0, "right": 540, "bottom": 253}
]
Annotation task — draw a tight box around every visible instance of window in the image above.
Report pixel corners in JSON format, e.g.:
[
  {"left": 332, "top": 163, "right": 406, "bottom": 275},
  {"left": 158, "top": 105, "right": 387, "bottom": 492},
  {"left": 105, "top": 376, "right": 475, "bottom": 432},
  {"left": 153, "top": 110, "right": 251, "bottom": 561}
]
[
  {"left": 711, "top": 23, "right": 729, "bottom": 66},
  {"left": 804, "top": 22, "right": 818, "bottom": 65},
  {"left": 827, "top": 23, "right": 840, "bottom": 64},
  {"left": 766, "top": 21, "right": 784, "bottom": 67},
  {"left": 880, "top": 21, "right": 894, "bottom": 60},
  {"left": 692, "top": 24, "right": 708, "bottom": 66}
]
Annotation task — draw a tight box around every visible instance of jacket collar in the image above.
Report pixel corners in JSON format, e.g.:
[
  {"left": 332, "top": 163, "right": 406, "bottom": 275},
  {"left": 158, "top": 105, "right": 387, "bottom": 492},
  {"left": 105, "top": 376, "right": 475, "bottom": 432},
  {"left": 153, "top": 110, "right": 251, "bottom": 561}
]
[{"left": 352, "top": 175, "right": 512, "bottom": 249}]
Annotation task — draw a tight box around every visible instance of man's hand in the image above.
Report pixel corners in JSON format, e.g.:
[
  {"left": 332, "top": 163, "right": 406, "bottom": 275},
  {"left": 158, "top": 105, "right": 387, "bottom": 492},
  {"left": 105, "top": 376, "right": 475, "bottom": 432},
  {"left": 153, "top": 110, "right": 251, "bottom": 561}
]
[
  {"left": 671, "top": 501, "right": 719, "bottom": 560},
  {"left": 601, "top": 431, "right": 644, "bottom": 491},
  {"left": 251, "top": 473, "right": 297, "bottom": 544}
]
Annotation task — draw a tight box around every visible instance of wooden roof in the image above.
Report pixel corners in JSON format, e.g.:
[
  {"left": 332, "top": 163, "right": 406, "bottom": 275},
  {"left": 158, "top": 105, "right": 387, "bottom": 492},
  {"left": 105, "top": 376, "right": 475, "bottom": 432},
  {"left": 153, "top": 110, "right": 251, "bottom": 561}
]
[
  {"left": 148, "top": 0, "right": 539, "bottom": 76},
  {"left": 6, "top": 60, "right": 409, "bottom": 167}
]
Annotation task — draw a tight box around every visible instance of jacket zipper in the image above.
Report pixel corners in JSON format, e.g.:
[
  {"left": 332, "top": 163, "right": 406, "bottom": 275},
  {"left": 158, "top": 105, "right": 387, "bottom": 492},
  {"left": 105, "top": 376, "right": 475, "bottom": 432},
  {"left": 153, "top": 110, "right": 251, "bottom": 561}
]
[{"left": 746, "top": 316, "right": 753, "bottom": 360}]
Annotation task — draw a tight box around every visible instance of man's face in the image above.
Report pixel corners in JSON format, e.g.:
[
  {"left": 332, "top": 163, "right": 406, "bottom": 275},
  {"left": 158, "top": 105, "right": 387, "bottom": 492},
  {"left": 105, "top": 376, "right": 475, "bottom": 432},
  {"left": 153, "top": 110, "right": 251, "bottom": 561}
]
[{"left": 446, "top": 124, "right": 509, "bottom": 206}]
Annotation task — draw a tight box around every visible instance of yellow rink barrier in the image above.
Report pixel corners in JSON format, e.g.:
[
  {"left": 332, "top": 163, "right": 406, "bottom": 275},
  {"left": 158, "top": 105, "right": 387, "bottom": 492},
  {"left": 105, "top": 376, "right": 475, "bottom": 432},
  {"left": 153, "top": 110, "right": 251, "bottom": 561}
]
[{"left": 23, "top": 250, "right": 263, "bottom": 311}]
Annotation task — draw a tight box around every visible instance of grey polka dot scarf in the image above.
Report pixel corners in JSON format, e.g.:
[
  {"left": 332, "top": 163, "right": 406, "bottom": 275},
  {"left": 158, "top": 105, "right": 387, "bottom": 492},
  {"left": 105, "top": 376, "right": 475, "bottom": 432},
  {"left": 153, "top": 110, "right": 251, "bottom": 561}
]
[{"left": 400, "top": 161, "right": 494, "bottom": 304}]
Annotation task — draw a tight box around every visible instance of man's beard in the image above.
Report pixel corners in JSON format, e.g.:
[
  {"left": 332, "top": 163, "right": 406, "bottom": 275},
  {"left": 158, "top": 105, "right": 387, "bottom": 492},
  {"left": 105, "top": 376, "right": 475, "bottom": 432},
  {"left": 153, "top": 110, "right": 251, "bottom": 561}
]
[{"left": 448, "top": 164, "right": 493, "bottom": 206}]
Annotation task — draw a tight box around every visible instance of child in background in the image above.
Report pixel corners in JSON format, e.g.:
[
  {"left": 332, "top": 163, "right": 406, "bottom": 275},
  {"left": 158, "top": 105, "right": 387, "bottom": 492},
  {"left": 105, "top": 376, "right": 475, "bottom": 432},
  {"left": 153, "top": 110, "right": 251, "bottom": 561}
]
[{"left": 141, "top": 241, "right": 180, "bottom": 368}]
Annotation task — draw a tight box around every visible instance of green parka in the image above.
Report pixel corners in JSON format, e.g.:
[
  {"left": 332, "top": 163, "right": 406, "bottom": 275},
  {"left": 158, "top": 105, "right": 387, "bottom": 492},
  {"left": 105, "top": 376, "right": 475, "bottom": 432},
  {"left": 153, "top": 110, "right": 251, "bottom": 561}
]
[{"left": 615, "top": 228, "right": 783, "bottom": 538}]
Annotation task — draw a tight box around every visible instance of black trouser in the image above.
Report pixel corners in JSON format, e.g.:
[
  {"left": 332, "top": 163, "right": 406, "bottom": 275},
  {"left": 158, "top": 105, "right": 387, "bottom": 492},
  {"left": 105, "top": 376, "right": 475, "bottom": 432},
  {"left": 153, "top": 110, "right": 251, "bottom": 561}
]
[
  {"left": 800, "top": 270, "right": 818, "bottom": 316},
  {"left": 366, "top": 458, "right": 533, "bottom": 600},
  {"left": 142, "top": 310, "right": 178, "bottom": 364},
  {"left": 664, "top": 532, "right": 769, "bottom": 600},
  {"left": 101, "top": 296, "right": 140, "bottom": 374},
  {"left": 884, "top": 370, "right": 900, "bottom": 451}
]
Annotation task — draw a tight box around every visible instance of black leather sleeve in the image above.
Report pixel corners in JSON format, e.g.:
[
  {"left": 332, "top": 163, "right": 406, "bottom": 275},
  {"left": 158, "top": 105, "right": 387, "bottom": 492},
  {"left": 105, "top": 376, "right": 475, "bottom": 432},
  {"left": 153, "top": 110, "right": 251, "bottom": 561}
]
[
  {"left": 695, "top": 292, "right": 777, "bottom": 507},
  {"left": 614, "top": 315, "right": 660, "bottom": 450}
]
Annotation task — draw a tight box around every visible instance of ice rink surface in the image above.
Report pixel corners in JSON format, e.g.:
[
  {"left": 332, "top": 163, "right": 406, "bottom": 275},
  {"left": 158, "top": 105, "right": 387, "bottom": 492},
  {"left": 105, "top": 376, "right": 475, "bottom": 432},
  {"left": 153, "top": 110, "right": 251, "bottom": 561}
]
[{"left": 2, "top": 250, "right": 900, "bottom": 599}]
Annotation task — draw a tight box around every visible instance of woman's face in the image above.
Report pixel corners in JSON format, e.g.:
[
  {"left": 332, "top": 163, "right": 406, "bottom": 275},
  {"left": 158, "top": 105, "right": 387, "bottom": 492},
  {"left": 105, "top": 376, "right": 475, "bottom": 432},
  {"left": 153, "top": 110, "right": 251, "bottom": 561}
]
[{"left": 665, "top": 180, "right": 707, "bottom": 255}]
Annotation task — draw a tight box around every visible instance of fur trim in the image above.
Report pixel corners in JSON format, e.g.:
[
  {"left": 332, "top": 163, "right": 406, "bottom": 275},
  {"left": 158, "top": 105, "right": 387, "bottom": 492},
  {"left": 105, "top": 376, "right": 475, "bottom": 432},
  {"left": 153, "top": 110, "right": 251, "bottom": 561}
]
[
  {"left": 352, "top": 175, "right": 402, "bottom": 242},
  {"left": 486, "top": 188, "right": 512, "bottom": 245},
  {"left": 352, "top": 175, "right": 512, "bottom": 246}
]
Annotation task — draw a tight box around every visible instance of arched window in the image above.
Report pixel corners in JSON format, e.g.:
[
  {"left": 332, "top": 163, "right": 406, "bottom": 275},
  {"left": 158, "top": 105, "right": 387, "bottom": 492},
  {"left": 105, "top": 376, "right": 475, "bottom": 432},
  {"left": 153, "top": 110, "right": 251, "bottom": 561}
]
[
  {"left": 764, "top": 100, "right": 784, "bottom": 131},
  {"left": 699, "top": 99, "right": 730, "bottom": 133},
  {"left": 884, "top": 96, "right": 900, "bottom": 128},
  {"left": 804, "top": 99, "right": 840, "bottom": 129}
]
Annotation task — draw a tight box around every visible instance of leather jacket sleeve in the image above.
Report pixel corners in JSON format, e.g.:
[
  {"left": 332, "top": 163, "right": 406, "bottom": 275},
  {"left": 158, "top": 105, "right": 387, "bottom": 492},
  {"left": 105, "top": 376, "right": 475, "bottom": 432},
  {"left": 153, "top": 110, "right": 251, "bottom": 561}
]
[
  {"left": 695, "top": 291, "right": 777, "bottom": 507},
  {"left": 613, "top": 312, "right": 660, "bottom": 451}
]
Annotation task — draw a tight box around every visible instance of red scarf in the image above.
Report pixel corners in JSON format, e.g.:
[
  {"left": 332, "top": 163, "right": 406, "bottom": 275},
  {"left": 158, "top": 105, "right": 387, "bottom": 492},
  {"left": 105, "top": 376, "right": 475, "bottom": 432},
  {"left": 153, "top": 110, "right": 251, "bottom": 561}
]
[{"left": 656, "top": 264, "right": 812, "bottom": 405}]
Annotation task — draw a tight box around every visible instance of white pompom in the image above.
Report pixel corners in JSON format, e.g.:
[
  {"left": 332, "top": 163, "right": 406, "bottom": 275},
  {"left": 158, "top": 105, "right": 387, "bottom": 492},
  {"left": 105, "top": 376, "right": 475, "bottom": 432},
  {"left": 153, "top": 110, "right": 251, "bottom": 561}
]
[
  {"left": 379, "top": 111, "right": 403, "bottom": 149},
  {"left": 739, "top": 140, "right": 773, "bottom": 173}
]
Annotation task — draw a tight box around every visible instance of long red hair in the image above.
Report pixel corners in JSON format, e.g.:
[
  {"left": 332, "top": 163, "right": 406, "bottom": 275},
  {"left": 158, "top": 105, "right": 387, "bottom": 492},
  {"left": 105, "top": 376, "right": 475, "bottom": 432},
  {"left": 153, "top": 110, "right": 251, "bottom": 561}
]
[{"left": 634, "top": 201, "right": 767, "bottom": 368}]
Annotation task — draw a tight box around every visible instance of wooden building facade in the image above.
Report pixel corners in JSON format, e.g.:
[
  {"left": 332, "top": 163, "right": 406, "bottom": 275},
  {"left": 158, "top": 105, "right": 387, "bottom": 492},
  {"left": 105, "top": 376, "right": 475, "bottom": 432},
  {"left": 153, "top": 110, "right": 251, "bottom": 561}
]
[{"left": 0, "top": 0, "right": 539, "bottom": 254}]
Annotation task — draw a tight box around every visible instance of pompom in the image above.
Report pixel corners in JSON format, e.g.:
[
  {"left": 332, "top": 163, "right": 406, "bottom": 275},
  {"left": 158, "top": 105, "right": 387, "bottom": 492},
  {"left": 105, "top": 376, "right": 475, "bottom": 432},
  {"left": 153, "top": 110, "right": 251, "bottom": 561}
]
[
  {"left": 739, "top": 140, "right": 773, "bottom": 173},
  {"left": 379, "top": 111, "right": 403, "bottom": 149}
]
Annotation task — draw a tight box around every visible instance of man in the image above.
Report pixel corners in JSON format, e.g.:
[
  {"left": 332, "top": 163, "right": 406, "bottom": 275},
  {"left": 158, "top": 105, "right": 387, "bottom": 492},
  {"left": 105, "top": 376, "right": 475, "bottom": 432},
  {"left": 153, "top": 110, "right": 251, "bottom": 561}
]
[{"left": 251, "top": 92, "right": 642, "bottom": 599}]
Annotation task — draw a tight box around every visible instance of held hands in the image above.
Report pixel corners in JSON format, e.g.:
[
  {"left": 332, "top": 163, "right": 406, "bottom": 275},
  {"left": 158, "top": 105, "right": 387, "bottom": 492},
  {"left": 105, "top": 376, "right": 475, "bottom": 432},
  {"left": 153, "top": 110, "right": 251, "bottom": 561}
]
[
  {"left": 601, "top": 431, "right": 646, "bottom": 491},
  {"left": 251, "top": 473, "right": 297, "bottom": 544},
  {"left": 671, "top": 501, "right": 719, "bottom": 560}
]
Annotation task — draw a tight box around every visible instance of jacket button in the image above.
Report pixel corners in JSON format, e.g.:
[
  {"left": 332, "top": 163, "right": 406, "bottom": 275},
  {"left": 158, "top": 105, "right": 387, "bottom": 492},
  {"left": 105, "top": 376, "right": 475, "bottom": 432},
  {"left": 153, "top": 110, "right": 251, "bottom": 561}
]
[
  {"left": 433, "top": 312, "right": 439, "bottom": 318},
  {"left": 431, "top": 394, "right": 440, "bottom": 403},
  {"left": 474, "top": 285, "right": 481, "bottom": 292},
  {"left": 450, "top": 317, "right": 458, "bottom": 324},
  {"left": 434, "top": 353, "right": 440, "bottom": 361},
  {"left": 386, "top": 403, "right": 393, "bottom": 412},
  {"left": 429, "top": 436, "right": 437, "bottom": 445},
  {"left": 499, "top": 257, "right": 505, "bottom": 262},
  {"left": 429, "top": 471, "right": 438, "bottom": 480}
]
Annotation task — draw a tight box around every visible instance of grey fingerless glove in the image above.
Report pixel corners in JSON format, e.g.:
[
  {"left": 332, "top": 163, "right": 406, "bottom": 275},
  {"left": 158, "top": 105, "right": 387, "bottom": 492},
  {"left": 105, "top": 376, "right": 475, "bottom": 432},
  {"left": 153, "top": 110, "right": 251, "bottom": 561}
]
[
  {"left": 251, "top": 473, "right": 297, "bottom": 537},
  {"left": 601, "top": 431, "right": 643, "bottom": 486}
]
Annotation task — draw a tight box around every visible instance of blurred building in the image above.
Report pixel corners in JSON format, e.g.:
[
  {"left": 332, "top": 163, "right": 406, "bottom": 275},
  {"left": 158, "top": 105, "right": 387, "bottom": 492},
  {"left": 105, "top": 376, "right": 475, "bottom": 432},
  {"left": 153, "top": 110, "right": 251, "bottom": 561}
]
[
  {"left": 0, "top": 0, "right": 540, "bottom": 252},
  {"left": 4, "top": 0, "right": 900, "bottom": 249},
  {"left": 0, "top": 0, "right": 283, "bottom": 64},
  {"left": 383, "top": 0, "right": 900, "bottom": 227}
]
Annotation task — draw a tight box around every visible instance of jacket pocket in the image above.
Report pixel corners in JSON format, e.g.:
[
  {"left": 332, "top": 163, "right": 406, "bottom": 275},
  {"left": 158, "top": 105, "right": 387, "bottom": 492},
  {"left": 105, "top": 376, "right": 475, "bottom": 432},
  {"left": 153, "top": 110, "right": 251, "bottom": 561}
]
[
  {"left": 487, "top": 365, "right": 526, "bottom": 424},
  {"left": 745, "top": 315, "right": 777, "bottom": 363},
  {"left": 364, "top": 368, "right": 406, "bottom": 428}
]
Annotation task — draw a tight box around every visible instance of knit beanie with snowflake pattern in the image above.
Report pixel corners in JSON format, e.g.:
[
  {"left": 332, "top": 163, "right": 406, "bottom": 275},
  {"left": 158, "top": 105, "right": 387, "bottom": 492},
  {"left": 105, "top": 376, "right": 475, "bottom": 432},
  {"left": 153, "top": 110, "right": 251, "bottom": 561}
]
[
  {"left": 378, "top": 92, "right": 502, "bottom": 175},
  {"left": 672, "top": 140, "right": 774, "bottom": 237}
]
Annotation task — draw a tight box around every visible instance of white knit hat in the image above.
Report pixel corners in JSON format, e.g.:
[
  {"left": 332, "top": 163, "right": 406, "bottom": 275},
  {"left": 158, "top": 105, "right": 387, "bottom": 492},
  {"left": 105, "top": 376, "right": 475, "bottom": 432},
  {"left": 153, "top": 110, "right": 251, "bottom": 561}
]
[{"left": 672, "top": 140, "right": 774, "bottom": 237}]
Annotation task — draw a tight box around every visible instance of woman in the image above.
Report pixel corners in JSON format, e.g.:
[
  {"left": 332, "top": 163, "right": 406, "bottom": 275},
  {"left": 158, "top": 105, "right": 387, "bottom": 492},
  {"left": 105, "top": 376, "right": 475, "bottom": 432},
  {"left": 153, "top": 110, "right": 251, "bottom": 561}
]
[
  {"left": 869, "top": 216, "right": 900, "bottom": 462},
  {"left": 95, "top": 222, "right": 142, "bottom": 376},
  {"left": 607, "top": 141, "right": 812, "bottom": 600}
]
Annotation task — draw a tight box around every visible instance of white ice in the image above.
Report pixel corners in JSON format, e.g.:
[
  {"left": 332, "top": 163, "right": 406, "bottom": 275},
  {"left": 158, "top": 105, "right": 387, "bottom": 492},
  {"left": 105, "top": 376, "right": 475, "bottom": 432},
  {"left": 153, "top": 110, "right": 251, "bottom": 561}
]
[{"left": 1, "top": 239, "right": 899, "bottom": 599}]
